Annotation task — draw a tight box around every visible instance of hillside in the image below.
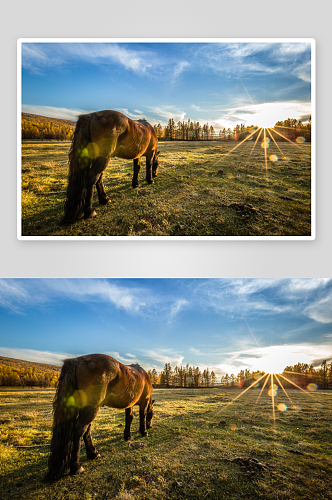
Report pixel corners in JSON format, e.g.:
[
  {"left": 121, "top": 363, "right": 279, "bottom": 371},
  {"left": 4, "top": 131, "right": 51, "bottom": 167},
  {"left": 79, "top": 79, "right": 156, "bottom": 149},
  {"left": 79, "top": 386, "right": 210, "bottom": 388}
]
[
  {"left": 0, "top": 356, "right": 61, "bottom": 374},
  {"left": 22, "top": 113, "right": 76, "bottom": 128}
]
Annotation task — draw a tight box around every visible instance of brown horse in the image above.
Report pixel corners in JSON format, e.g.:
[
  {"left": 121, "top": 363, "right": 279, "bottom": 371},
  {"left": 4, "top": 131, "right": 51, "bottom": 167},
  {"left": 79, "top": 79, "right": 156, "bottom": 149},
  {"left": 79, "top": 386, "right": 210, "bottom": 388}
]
[
  {"left": 45, "top": 353, "right": 154, "bottom": 480},
  {"left": 62, "top": 110, "right": 160, "bottom": 223}
]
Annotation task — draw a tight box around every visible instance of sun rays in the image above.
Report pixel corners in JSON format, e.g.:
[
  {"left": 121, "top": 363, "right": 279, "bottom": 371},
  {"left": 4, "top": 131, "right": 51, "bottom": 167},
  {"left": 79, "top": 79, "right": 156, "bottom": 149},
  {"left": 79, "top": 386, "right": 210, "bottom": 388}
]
[
  {"left": 213, "top": 368, "right": 321, "bottom": 436},
  {"left": 218, "top": 125, "right": 311, "bottom": 179}
]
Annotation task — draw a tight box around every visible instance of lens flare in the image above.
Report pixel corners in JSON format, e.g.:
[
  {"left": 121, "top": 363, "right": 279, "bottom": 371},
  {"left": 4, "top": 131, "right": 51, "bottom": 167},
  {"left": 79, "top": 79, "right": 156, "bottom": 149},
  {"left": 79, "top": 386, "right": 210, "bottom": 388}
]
[
  {"left": 277, "top": 403, "right": 287, "bottom": 412},
  {"left": 268, "top": 383, "right": 278, "bottom": 397},
  {"left": 296, "top": 136, "right": 306, "bottom": 144},
  {"left": 261, "top": 137, "right": 271, "bottom": 149},
  {"left": 269, "top": 154, "right": 278, "bottom": 162},
  {"left": 307, "top": 383, "right": 318, "bottom": 392}
]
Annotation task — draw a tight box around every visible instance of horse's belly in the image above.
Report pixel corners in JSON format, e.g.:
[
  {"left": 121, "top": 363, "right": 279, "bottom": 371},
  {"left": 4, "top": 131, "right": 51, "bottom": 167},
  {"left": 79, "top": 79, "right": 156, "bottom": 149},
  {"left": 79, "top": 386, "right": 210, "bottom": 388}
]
[
  {"left": 103, "top": 392, "right": 140, "bottom": 409},
  {"left": 114, "top": 137, "right": 150, "bottom": 160}
]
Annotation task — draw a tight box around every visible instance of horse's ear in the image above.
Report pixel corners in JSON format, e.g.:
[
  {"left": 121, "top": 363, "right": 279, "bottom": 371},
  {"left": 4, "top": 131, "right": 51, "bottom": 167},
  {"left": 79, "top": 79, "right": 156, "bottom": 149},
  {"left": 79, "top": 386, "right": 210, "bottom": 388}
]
[
  {"left": 152, "top": 399, "right": 155, "bottom": 405},
  {"left": 157, "top": 151, "right": 160, "bottom": 156}
]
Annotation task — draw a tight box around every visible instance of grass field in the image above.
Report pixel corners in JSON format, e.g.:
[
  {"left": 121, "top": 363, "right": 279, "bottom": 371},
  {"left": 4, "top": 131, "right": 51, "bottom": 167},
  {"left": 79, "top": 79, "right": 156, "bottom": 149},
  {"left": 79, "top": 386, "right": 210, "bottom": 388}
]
[
  {"left": 21, "top": 140, "right": 312, "bottom": 237},
  {"left": 1, "top": 386, "right": 331, "bottom": 499}
]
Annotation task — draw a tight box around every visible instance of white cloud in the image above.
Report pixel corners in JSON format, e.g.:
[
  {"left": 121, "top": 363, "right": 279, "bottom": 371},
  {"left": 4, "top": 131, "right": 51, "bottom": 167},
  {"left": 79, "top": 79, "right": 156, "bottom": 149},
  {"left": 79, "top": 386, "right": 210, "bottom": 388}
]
[
  {"left": 204, "top": 344, "right": 332, "bottom": 379},
  {"left": 140, "top": 348, "right": 184, "bottom": 367},
  {"left": 168, "top": 299, "right": 188, "bottom": 323},
  {"left": 0, "top": 279, "right": 148, "bottom": 315},
  {"left": 116, "top": 108, "right": 145, "bottom": 120},
  {"left": 292, "top": 61, "right": 311, "bottom": 83},
  {"left": 105, "top": 351, "right": 139, "bottom": 364},
  {"left": 195, "top": 279, "right": 332, "bottom": 326},
  {"left": 304, "top": 294, "right": 332, "bottom": 324},
  {"left": 215, "top": 101, "right": 311, "bottom": 129},
  {"left": 22, "top": 104, "right": 86, "bottom": 121},
  {"left": 172, "top": 61, "right": 190, "bottom": 82},
  {"left": 147, "top": 105, "right": 186, "bottom": 124},
  {"left": 22, "top": 42, "right": 155, "bottom": 75},
  {"left": 0, "top": 347, "right": 72, "bottom": 366}
]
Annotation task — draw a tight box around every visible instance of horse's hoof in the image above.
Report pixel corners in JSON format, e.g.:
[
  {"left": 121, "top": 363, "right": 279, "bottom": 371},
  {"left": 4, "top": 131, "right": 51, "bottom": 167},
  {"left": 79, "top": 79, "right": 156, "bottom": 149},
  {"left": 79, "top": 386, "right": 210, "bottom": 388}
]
[
  {"left": 88, "top": 452, "right": 101, "bottom": 460},
  {"left": 132, "top": 184, "right": 139, "bottom": 189},
  {"left": 99, "top": 198, "right": 110, "bottom": 206},
  {"left": 84, "top": 210, "right": 97, "bottom": 219},
  {"left": 124, "top": 436, "right": 132, "bottom": 442},
  {"left": 71, "top": 465, "right": 84, "bottom": 475},
  {"left": 141, "top": 431, "right": 148, "bottom": 437},
  {"left": 146, "top": 179, "right": 154, "bottom": 185}
]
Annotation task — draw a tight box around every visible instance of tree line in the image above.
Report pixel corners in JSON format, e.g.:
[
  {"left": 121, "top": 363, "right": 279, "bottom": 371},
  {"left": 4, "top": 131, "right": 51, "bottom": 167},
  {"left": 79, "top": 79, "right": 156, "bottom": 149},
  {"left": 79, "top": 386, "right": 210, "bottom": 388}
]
[
  {"left": 153, "top": 117, "right": 311, "bottom": 142},
  {"left": 21, "top": 115, "right": 311, "bottom": 143},
  {"left": 0, "top": 364, "right": 59, "bottom": 388},
  {"left": 148, "top": 359, "right": 331, "bottom": 390},
  {"left": 2, "top": 357, "right": 328, "bottom": 390},
  {"left": 281, "top": 360, "right": 332, "bottom": 390},
  {"left": 22, "top": 119, "right": 74, "bottom": 141}
]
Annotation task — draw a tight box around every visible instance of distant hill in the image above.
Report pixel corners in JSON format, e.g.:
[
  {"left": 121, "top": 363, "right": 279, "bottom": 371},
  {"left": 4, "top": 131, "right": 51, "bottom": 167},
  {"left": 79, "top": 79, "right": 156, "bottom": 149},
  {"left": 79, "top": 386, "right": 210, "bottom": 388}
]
[
  {"left": 0, "top": 356, "right": 61, "bottom": 374},
  {"left": 22, "top": 113, "right": 76, "bottom": 128}
]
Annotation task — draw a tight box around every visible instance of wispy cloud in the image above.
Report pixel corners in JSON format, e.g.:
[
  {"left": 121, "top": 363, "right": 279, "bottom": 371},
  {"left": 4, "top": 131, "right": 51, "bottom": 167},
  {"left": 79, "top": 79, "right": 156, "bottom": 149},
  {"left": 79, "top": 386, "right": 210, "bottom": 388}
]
[
  {"left": 0, "top": 279, "right": 149, "bottom": 315},
  {"left": 195, "top": 42, "right": 311, "bottom": 83},
  {"left": 116, "top": 108, "right": 146, "bottom": 120},
  {"left": 168, "top": 299, "right": 188, "bottom": 323},
  {"left": 146, "top": 105, "right": 186, "bottom": 124},
  {"left": 22, "top": 42, "right": 156, "bottom": 75},
  {"left": 0, "top": 347, "right": 72, "bottom": 366},
  {"left": 22, "top": 104, "right": 86, "bottom": 121},
  {"left": 139, "top": 348, "right": 184, "bottom": 368},
  {"left": 194, "top": 279, "right": 332, "bottom": 325},
  {"left": 105, "top": 351, "right": 139, "bottom": 364},
  {"left": 171, "top": 61, "right": 190, "bottom": 82}
]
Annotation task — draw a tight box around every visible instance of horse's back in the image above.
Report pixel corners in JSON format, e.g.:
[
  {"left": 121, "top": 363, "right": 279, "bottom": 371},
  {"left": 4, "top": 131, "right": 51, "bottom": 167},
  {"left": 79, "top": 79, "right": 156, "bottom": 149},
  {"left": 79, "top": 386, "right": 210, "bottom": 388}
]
[{"left": 86, "top": 110, "right": 157, "bottom": 160}]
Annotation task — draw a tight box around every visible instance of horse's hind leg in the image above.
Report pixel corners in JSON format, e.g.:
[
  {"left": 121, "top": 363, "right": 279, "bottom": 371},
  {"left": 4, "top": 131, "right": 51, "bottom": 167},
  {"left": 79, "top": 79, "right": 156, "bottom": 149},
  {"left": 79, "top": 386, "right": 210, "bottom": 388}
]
[
  {"left": 124, "top": 407, "right": 133, "bottom": 441},
  {"left": 96, "top": 172, "right": 109, "bottom": 205},
  {"left": 145, "top": 153, "right": 153, "bottom": 185},
  {"left": 83, "top": 423, "right": 100, "bottom": 459},
  {"left": 70, "top": 406, "right": 100, "bottom": 475},
  {"left": 139, "top": 402, "right": 149, "bottom": 437},
  {"left": 84, "top": 157, "right": 109, "bottom": 219},
  {"left": 132, "top": 158, "right": 140, "bottom": 188}
]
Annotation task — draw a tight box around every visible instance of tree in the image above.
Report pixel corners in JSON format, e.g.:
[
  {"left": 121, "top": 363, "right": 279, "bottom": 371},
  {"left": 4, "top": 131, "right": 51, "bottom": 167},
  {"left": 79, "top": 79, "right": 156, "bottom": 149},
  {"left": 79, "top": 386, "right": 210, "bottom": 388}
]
[{"left": 163, "top": 363, "right": 172, "bottom": 387}]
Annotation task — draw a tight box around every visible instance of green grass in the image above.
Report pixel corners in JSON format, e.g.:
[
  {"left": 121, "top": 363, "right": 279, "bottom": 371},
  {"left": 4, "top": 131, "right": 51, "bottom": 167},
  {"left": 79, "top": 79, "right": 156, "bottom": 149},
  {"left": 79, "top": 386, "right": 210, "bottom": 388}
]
[
  {"left": 1, "top": 386, "right": 331, "bottom": 499},
  {"left": 20, "top": 140, "right": 312, "bottom": 237}
]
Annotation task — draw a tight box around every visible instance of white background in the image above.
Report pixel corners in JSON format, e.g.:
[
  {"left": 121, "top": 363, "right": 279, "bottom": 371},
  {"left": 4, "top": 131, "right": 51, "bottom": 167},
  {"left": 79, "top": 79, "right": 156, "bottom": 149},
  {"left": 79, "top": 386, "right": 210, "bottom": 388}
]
[{"left": 2, "top": 0, "right": 332, "bottom": 278}]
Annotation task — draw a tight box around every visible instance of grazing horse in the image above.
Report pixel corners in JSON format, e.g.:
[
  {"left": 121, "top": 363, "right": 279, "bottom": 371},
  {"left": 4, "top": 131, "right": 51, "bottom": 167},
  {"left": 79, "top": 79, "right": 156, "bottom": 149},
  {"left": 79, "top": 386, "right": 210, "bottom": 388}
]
[
  {"left": 45, "top": 353, "right": 154, "bottom": 480},
  {"left": 62, "top": 110, "right": 160, "bottom": 223}
]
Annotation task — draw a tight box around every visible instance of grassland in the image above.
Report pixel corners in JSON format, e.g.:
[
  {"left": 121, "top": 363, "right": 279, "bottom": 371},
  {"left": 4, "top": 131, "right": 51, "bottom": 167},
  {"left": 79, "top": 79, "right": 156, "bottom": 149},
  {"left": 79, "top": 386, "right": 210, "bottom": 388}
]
[
  {"left": 21, "top": 140, "right": 312, "bottom": 237},
  {"left": 1, "top": 386, "right": 331, "bottom": 499}
]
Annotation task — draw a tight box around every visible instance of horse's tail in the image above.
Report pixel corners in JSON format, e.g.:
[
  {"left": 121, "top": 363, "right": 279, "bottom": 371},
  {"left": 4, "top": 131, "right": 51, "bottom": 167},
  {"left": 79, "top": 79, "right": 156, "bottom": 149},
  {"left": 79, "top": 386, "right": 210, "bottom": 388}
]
[
  {"left": 61, "top": 114, "right": 93, "bottom": 224},
  {"left": 45, "top": 358, "right": 79, "bottom": 481}
]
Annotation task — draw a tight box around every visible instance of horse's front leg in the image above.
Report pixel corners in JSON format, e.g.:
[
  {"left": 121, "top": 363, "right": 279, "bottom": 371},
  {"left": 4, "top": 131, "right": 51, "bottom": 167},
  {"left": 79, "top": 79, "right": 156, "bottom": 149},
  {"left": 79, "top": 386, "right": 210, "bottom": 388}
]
[
  {"left": 145, "top": 153, "right": 153, "bottom": 185},
  {"left": 124, "top": 407, "right": 133, "bottom": 441},
  {"left": 83, "top": 423, "right": 100, "bottom": 460},
  {"left": 132, "top": 158, "right": 140, "bottom": 188},
  {"left": 84, "top": 157, "right": 109, "bottom": 219},
  {"left": 139, "top": 402, "right": 149, "bottom": 437}
]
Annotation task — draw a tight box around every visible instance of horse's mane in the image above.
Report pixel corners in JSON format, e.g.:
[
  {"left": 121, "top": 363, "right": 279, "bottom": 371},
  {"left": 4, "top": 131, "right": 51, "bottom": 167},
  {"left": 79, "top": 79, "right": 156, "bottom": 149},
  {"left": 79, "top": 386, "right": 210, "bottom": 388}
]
[
  {"left": 137, "top": 118, "right": 149, "bottom": 125},
  {"left": 128, "top": 363, "right": 144, "bottom": 373}
]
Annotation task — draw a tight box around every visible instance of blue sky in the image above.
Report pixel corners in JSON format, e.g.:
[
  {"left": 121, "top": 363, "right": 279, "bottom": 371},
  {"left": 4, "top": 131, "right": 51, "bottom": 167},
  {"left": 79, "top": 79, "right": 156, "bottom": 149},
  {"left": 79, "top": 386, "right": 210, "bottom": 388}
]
[
  {"left": 0, "top": 279, "right": 331, "bottom": 378},
  {"left": 20, "top": 40, "right": 312, "bottom": 130}
]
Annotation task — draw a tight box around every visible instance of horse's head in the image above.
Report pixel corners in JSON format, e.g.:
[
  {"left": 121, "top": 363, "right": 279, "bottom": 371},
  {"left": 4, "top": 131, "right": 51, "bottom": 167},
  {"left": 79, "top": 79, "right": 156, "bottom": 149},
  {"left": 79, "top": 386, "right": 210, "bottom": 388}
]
[
  {"left": 146, "top": 399, "right": 155, "bottom": 429},
  {"left": 152, "top": 151, "right": 159, "bottom": 177}
]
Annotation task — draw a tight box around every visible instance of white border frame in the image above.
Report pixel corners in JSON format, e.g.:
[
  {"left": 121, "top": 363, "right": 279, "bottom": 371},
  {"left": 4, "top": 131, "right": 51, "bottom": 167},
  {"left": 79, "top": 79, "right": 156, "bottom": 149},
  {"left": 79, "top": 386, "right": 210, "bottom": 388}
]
[{"left": 17, "top": 38, "right": 316, "bottom": 241}]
